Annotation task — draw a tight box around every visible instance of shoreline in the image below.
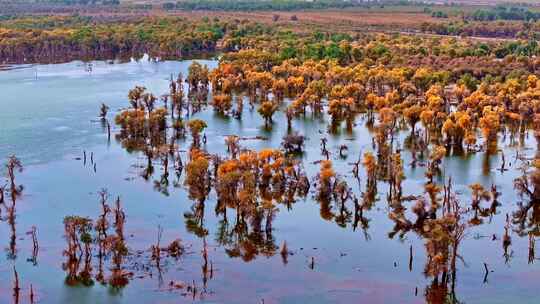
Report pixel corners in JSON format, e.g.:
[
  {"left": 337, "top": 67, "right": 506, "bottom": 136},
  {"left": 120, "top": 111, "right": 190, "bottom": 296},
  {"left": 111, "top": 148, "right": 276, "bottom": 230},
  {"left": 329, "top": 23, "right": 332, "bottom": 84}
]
[{"left": 0, "top": 51, "right": 221, "bottom": 69}]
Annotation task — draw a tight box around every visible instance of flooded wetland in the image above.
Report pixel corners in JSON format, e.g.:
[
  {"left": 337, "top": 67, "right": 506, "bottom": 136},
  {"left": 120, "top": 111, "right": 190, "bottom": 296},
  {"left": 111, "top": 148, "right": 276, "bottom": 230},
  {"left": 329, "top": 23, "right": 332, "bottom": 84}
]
[
  {"left": 2, "top": 4, "right": 540, "bottom": 304},
  {"left": 1, "top": 57, "right": 539, "bottom": 304}
]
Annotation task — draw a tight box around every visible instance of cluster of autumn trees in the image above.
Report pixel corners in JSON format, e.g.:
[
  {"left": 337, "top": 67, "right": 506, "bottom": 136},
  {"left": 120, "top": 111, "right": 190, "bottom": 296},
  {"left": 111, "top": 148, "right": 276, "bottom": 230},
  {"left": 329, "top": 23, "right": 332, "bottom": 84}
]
[
  {"left": 111, "top": 48, "right": 540, "bottom": 241},
  {"left": 219, "top": 29, "right": 540, "bottom": 80},
  {"left": 0, "top": 16, "right": 264, "bottom": 63},
  {"left": 183, "top": 146, "right": 311, "bottom": 260},
  {"left": 207, "top": 47, "right": 540, "bottom": 152},
  {"left": 112, "top": 70, "right": 313, "bottom": 259}
]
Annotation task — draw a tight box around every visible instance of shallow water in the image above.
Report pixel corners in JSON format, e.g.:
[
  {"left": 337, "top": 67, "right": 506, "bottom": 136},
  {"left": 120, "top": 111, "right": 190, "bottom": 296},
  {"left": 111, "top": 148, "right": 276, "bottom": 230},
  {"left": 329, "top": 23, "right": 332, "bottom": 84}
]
[{"left": 0, "top": 57, "right": 539, "bottom": 304}]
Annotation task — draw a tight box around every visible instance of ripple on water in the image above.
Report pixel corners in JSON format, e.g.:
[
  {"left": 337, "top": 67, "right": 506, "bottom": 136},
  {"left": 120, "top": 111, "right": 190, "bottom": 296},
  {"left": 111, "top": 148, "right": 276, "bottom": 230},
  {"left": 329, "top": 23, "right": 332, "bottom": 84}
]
[{"left": 52, "top": 126, "right": 71, "bottom": 132}]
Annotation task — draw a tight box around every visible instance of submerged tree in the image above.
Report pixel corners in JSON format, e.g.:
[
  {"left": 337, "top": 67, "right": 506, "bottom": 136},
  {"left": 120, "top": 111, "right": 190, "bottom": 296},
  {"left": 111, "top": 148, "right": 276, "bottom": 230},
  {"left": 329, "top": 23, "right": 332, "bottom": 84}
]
[
  {"left": 282, "top": 132, "right": 305, "bottom": 154},
  {"left": 212, "top": 94, "right": 232, "bottom": 115},
  {"left": 99, "top": 103, "right": 109, "bottom": 120},
  {"left": 185, "top": 149, "right": 210, "bottom": 202},
  {"left": 188, "top": 119, "right": 208, "bottom": 148},
  {"left": 6, "top": 155, "right": 23, "bottom": 201},
  {"left": 258, "top": 101, "right": 279, "bottom": 127},
  {"left": 63, "top": 215, "right": 94, "bottom": 286}
]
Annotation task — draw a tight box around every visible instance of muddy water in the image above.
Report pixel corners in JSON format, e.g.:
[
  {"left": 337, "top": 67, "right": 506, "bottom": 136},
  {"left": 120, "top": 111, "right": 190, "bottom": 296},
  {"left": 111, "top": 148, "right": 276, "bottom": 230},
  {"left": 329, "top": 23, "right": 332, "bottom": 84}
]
[{"left": 0, "top": 57, "right": 538, "bottom": 304}]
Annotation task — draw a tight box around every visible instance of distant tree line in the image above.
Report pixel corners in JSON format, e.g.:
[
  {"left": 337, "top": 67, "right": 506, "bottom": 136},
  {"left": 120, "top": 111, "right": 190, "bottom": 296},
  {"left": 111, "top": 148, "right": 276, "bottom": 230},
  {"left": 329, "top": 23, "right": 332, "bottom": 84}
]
[
  {"left": 468, "top": 6, "right": 540, "bottom": 22},
  {"left": 169, "top": 0, "right": 355, "bottom": 11},
  {"left": 420, "top": 20, "right": 540, "bottom": 40},
  {"left": 166, "top": 0, "right": 414, "bottom": 11}
]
